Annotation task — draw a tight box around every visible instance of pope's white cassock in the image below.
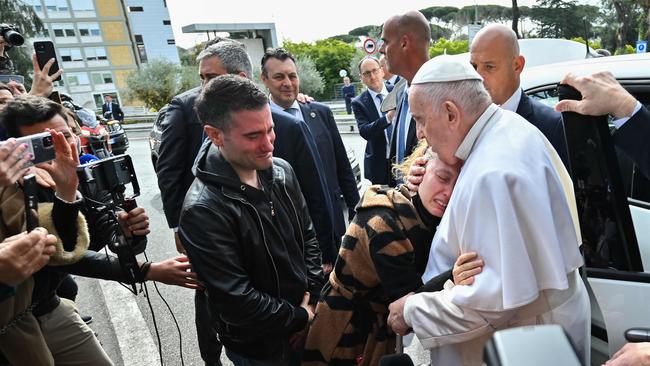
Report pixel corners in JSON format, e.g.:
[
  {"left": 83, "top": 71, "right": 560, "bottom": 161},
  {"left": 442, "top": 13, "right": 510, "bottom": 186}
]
[{"left": 403, "top": 100, "right": 590, "bottom": 365}]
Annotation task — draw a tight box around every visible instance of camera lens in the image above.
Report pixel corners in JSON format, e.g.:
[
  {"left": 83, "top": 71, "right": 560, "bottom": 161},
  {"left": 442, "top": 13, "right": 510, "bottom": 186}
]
[
  {"left": 42, "top": 135, "right": 54, "bottom": 147},
  {"left": 4, "top": 30, "right": 24, "bottom": 47}
]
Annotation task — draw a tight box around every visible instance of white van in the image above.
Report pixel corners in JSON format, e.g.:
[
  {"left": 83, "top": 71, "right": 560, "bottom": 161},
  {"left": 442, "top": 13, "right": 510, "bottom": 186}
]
[
  {"left": 521, "top": 52, "right": 650, "bottom": 365},
  {"left": 449, "top": 38, "right": 600, "bottom": 67}
]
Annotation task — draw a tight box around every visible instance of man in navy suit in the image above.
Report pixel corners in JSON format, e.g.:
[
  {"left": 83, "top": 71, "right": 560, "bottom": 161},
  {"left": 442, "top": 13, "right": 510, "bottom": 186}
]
[
  {"left": 101, "top": 95, "right": 123, "bottom": 121},
  {"left": 557, "top": 71, "right": 650, "bottom": 180},
  {"left": 352, "top": 56, "right": 395, "bottom": 185},
  {"left": 341, "top": 76, "right": 355, "bottom": 114},
  {"left": 261, "top": 48, "right": 360, "bottom": 266},
  {"left": 379, "top": 11, "right": 431, "bottom": 185},
  {"left": 470, "top": 24, "right": 569, "bottom": 168}
]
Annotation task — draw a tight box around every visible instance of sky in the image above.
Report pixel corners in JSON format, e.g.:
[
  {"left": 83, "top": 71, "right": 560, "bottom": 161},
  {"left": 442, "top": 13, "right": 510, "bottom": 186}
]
[{"left": 166, "top": 0, "right": 540, "bottom": 49}]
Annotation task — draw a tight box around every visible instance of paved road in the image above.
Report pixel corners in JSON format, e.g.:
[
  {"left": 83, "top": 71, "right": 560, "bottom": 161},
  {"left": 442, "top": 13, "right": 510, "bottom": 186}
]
[{"left": 74, "top": 129, "right": 428, "bottom": 365}]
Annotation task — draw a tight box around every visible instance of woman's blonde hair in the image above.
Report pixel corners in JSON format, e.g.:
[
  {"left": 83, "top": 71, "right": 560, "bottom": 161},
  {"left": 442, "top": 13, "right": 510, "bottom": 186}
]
[{"left": 392, "top": 139, "right": 437, "bottom": 180}]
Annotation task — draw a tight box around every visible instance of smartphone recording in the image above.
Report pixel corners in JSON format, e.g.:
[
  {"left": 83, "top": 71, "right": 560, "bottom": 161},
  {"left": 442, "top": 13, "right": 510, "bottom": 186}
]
[{"left": 13, "top": 131, "right": 56, "bottom": 166}]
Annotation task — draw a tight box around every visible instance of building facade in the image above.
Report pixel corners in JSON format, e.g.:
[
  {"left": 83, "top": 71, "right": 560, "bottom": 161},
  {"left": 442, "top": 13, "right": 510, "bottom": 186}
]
[{"left": 26, "top": 0, "right": 178, "bottom": 109}]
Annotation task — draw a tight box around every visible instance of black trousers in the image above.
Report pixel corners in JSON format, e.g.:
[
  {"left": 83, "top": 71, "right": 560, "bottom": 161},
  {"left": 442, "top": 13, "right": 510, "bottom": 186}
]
[{"left": 195, "top": 289, "right": 223, "bottom": 365}]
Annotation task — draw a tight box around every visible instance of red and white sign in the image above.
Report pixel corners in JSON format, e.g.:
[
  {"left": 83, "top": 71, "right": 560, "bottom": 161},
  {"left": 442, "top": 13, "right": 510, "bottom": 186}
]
[{"left": 363, "top": 38, "right": 376, "bottom": 54}]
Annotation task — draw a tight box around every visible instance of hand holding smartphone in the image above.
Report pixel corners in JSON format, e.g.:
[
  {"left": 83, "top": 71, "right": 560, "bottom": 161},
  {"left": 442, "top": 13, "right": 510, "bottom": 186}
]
[
  {"left": 14, "top": 132, "right": 56, "bottom": 166},
  {"left": 33, "top": 41, "right": 61, "bottom": 82}
]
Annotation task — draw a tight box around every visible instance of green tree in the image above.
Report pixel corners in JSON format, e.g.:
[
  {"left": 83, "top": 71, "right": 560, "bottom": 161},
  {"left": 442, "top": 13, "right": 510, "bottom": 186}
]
[
  {"left": 284, "top": 39, "right": 356, "bottom": 98},
  {"left": 1, "top": 0, "right": 45, "bottom": 87},
  {"left": 348, "top": 25, "right": 380, "bottom": 37},
  {"left": 512, "top": 0, "right": 521, "bottom": 38},
  {"left": 429, "top": 38, "right": 469, "bottom": 58},
  {"left": 329, "top": 34, "right": 357, "bottom": 43},
  {"left": 295, "top": 56, "right": 324, "bottom": 96},
  {"left": 530, "top": 1, "right": 601, "bottom": 39},
  {"left": 123, "top": 59, "right": 199, "bottom": 110},
  {"left": 348, "top": 50, "right": 367, "bottom": 81}
]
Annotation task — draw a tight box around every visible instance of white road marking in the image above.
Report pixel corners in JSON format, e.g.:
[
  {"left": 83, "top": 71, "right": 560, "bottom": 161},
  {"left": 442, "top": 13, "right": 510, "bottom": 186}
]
[{"left": 99, "top": 281, "right": 161, "bottom": 366}]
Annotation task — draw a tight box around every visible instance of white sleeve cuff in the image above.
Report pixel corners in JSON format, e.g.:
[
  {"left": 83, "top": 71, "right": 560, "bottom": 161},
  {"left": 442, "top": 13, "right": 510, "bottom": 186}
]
[
  {"left": 613, "top": 101, "right": 643, "bottom": 130},
  {"left": 54, "top": 191, "right": 83, "bottom": 204}
]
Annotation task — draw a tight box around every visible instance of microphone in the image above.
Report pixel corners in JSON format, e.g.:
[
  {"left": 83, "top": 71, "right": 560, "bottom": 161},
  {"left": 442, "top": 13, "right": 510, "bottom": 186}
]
[{"left": 79, "top": 154, "right": 99, "bottom": 164}]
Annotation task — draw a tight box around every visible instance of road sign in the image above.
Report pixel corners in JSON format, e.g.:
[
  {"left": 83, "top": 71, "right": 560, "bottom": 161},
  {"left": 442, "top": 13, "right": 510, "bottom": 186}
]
[
  {"left": 339, "top": 69, "right": 348, "bottom": 78},
  {"left": 363, "top": 38, "right": 376, "bottom": 54},
  {"left": 636, "top": 41, "right": 647, "bottom": 54}
]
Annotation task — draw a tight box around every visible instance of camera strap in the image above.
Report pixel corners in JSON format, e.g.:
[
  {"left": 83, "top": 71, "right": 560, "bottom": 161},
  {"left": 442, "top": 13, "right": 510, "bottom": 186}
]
[{"left": 0, "top": 301, "right": 39, "bottom": 336}]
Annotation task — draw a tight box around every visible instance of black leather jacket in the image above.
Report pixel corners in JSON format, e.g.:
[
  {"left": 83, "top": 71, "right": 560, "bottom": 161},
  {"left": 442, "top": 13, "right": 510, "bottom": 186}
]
[{"left": 179, "top": 145, "right": 324, "bottom": 360}]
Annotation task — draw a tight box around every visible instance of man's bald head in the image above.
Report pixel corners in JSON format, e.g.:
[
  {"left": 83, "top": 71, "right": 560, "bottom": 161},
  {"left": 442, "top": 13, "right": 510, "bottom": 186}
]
[
  {"left": 380, "top": 10, "right": 431, "bottom": 83},
  {"left": 470, "top": 24, "right": 525, "bottom": 105},
  {"left": 396, "top": 11, "right": 431, "bottom": 45},
  {"left": 471, "top": 24, "right": 519, "bottom": 57}
]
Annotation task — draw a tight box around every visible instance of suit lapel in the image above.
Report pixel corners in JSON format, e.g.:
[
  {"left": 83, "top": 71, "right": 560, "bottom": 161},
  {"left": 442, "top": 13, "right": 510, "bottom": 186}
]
[
  {"left": 516, "top": 92, "right": 534, "bottom": 120},
  {"left": 362, "top": 91, "right": 379, "bottom": 121}
]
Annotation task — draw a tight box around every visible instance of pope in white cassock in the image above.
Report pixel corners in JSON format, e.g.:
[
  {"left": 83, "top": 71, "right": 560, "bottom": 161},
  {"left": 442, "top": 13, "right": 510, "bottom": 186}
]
[{"left": 386, "top": 55, "right": 590, "bottom": 365}]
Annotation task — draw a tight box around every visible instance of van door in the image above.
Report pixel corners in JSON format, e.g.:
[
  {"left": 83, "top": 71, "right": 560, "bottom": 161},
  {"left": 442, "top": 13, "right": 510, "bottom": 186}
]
[{"left": 528, "top": 85, "right": 650, "bottom": 365}]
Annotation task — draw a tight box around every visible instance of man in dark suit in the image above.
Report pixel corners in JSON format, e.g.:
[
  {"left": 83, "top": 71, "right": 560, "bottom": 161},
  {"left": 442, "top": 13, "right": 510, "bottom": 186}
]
[
  {"left": 379, "top": 11, "right": 431, "bottom": 184},
  {"left": 380, "top": 54, "right": 401, "bottom": 90},
  {"left": 352, "top": 56, "right": 394, "bottom": 185},
  {"left": 341, "top": 76, "right": 355, "bottom": 114},
  {"left": 470, "top": 24, "right": 569, "bottom": 168},
  {"left": 101, "top": 95, "right": 123, "bottom": 121},
  {"left": 557, "top": 71, "right": 650, "bottom": 179},
  {"left": 261, "top": 48, "right": 360, "bottom": 265}
]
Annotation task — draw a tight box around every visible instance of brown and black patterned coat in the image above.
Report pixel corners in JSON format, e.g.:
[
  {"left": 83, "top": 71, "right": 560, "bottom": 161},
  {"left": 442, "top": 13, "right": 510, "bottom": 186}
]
[{"left": 303, "top": 185, "right": 439, "bottom": 366}]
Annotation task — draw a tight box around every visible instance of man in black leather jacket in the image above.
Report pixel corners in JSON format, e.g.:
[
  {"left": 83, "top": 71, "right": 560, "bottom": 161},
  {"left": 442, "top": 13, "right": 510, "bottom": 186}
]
[{"left": 180, "top": 74, "right": 324, "bottom": 365}]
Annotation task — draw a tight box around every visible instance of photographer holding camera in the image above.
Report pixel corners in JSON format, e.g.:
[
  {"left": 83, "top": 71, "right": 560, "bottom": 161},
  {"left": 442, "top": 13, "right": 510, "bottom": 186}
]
[{"left": 0, "top": 95, "right": 200, "bottom": 365}]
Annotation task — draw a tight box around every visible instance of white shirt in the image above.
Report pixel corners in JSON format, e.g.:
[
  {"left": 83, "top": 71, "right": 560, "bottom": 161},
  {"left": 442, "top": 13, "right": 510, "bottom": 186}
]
[
  {"left": 499, "top": 87, "right": 523, "bottom": 112},
  {"left": 368, "top": 86, "right": 390, "bottom": 145},
  {"left": 613, "top": 101, "right": 643, "bottom": 129}
]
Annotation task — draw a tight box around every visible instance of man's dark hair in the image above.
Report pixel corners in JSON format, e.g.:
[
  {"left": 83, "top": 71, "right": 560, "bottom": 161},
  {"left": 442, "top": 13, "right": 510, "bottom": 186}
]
[
  {"left": 0, "top": 95, "right": 68, "bottom": 137},
  {"left": 261, "top": 47, "right": 296, "bottom": 77},
  {"left": 195, "top": 74, "right": 268, "bottom": 130}
]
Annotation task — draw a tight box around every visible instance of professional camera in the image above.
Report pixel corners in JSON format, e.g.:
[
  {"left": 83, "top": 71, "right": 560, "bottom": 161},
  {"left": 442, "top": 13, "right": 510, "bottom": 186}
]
[
  {"left": 0, "top": 24, "right": 25, "bottom": 48},
  {"left": 77, "top": 154, "right": 147, "bottom": 290}
]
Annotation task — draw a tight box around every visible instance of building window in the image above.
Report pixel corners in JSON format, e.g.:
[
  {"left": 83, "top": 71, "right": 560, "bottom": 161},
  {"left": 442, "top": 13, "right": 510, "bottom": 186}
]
[
  {"left": 85, "top": 47, "right": 107, "bottom": 61},
  {"left": 134, "top": 34, "right": 148, "bottom": 63},
  {"left": 52, "top": 23, "right": 76, "bottom": 38},
  {"left": 60, "top": 48, "right": 83, "bottom": 62},
  {"left": 78, "top": 22, "right": 101, "bottom": 37},
  {"left": 167, "top": 39, "right": 175, "bottom": 45},
  {"left": 67, "top": 72, "right": 90, "bottom": 86},
  {"left": 129, "top": 6, "right": 143, "bottom": 11},
  {"left": 45, "top": 0, "right": 68, "bottom": 12},
  {"left": 162, "top": 20, "right": 171, "bottom": 25},
  {"left": 70, "top": 0, "right": 95, "bottom": 12},
  {"left": 91, "top": 71, "right": 113, "bottom": 85},
  {"left": 27, "top": 0, "right": 43, "bottom": 13}
]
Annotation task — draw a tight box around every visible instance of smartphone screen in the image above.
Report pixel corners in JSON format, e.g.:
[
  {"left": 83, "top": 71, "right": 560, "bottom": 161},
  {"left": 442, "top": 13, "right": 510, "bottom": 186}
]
[{"left": 33, "top": 41, "right": 62, "bottom": 82}]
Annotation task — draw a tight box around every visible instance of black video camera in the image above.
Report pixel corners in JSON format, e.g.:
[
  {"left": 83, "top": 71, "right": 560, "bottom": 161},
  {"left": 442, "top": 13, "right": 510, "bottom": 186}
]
[
  {"left": 0, "top": 24, "right": 24, "bottom": 48},
  {"left": 77, "top": 154, "right": 147, "bottom": 289}
]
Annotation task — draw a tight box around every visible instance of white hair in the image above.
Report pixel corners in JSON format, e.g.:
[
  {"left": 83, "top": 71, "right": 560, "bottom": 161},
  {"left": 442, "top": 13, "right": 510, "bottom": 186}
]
[{"left": 414, "top": 79, "right": 492, "bottom": 117}]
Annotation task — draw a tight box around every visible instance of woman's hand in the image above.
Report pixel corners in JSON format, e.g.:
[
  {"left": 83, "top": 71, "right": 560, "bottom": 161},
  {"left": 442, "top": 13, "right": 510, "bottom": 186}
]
[
  {"left": 0, "top": 139, "right": 31, "bottom": 187},
  {"left": 452, "top": 252, "right": 484, "bottom": 285},
  {"left": 146, "top": 255, "right": 202, "bottom": 290}
]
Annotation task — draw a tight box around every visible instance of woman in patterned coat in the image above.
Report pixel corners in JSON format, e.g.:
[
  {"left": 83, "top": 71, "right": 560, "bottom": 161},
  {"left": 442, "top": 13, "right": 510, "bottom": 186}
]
[{"left": 302, "top": 145, "right": 461, "bottom": 365}]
